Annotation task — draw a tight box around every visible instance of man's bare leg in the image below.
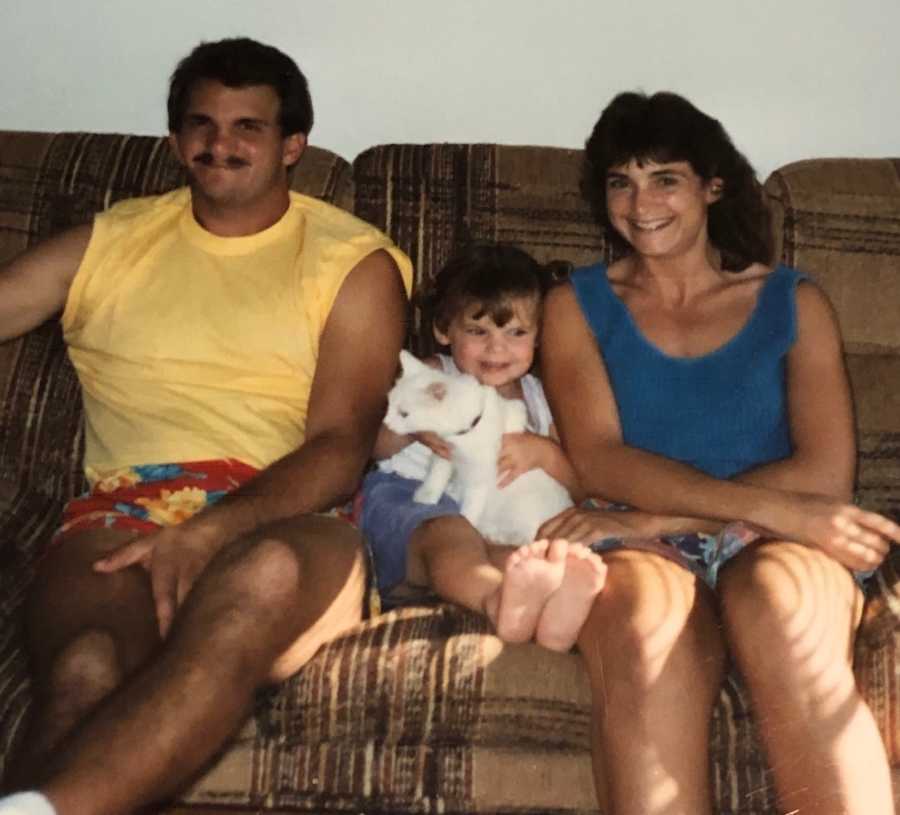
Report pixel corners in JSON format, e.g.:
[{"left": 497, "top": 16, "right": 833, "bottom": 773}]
[
  {"left": 7, "top": 529, "right": 160, "bottom": 787},
  {"left": 25, "top": 514, "right": 365, "bottom": 815},
  {"left": 577, "top": 550, "right": 725, "bottom": 815},
  {"left": 720, "top": 542, "right": 894, "bottom": 815}
]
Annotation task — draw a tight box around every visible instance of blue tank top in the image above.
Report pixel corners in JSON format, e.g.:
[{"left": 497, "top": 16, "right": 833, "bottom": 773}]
[{"left": 570, "top": 263, "right": 806, "bottom": 479}]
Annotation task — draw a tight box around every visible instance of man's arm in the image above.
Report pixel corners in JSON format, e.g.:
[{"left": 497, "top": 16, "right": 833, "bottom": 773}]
[
  {"left": 0, "top": 225, "right": 91, "bottom": 342},
  {"left": 97, "top": 248, "right": 409, "bottom": 634}
]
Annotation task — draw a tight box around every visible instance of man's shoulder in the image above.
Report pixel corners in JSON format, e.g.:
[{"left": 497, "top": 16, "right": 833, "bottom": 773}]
[
  {"left": 288, "top": 192, "right": 390, "bottom": 246},
  {"left": 98, "top": 187, "right": 189, "bottom": 227},
  {"left": 288, "top": 192, "right": 413, "bottom": 295}
]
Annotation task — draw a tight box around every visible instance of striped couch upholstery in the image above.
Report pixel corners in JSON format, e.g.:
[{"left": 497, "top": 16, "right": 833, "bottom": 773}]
[{"left": 0, "top": 132, "right": 898, "bottom": 814}]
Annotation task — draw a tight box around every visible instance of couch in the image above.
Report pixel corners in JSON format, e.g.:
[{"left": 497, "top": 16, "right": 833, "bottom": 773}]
[{"left": 0, "top": 130, "right": 898, "bottom": 814}]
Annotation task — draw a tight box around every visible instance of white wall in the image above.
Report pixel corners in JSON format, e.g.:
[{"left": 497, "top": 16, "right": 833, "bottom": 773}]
[{"left": 2, "top": 0, "right": 898, "bottom": 180}]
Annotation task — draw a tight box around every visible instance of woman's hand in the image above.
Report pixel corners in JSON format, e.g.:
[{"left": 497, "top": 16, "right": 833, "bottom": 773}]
[
  {"left": 768, "top": 493, "right": 900, "bottom": 571},
  {"left": 537, "top": 506, "right": 652, "bottom": 544},
  {"left": 497, "top": 432, "right": 553, "bottom": 487}
]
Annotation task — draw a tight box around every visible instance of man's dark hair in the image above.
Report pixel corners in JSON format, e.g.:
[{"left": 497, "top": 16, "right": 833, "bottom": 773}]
[
  {"left": 167, "top": 37, "right": 313, "bottom": 136},
  {"left": 581, "top": 91, "right": 772, "bottom": 271}
]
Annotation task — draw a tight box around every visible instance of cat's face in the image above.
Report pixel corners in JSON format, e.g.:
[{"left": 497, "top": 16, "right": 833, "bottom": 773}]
[{"left": 384, "top": 351, "right": 485, "bottom": 437}]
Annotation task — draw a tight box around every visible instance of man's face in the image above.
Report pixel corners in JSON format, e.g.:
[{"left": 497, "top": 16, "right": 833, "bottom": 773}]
[{"left": 169, "top": 79, "right": 304, "bottom": 211}]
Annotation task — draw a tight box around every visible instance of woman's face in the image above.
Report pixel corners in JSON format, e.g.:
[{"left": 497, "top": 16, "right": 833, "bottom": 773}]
[{"left": 605, "top": 159, "right": 721, "bottom": 260}]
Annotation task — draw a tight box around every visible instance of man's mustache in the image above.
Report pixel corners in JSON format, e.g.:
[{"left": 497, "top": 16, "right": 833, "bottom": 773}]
[{"left": 192, "top": 153, "right": 249, "bottom": 169}]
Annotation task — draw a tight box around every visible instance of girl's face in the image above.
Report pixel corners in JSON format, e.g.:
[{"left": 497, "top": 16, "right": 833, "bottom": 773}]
[
  {"left": 434, "top": 295, "right": 540, "bottom": 395},
  {"left": 605, "top": 159, "right": 721, "bottom": 260}
]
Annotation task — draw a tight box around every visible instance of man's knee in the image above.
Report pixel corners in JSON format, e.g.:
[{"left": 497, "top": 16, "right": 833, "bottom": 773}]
[
  {"left": 226, "top": 516, "right": 365, "bottom": 611},
  {"left": 44, "top": 628, "right": 123, "bottom": 711}
]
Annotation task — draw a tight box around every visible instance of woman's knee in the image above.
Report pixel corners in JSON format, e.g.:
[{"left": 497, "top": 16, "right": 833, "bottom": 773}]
[
  {"left": 719, "top": 542, "right": 861, "bottom": 684},
  {"left": 578, "top": 552, "right": 720, "bottom": 689}
]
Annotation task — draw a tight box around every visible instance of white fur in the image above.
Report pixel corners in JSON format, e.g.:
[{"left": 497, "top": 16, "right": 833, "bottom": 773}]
[{"left": 384, "top": 350, "right": 573, "bottom": 545}]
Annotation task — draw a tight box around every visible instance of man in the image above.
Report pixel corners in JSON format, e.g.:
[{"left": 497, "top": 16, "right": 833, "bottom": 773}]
[{"left": 0, "top": 38, "right": 411, "bottom": 815}]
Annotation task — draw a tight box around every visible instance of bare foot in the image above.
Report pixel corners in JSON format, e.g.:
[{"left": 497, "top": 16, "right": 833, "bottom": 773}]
[
  {"left": 535, "top": 543, "right": 607, "bottom": 652},
  {"left": 492, "top": 539, "right": 568, "bottom": 643}
]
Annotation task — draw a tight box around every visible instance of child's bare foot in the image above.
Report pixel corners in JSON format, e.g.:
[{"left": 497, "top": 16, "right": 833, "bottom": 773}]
[
  {"left": 493, "top": 539, "right": 568, "bottom": 643},
  {"left": 535, "top": 543, "right": 607, "bottom": 652}
]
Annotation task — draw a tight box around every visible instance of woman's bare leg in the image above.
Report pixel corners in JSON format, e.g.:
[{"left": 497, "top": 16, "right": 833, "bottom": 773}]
[
  {"left": 577, "top": 550, "right": 725, "bottom": 815},
  {"left": 719, "top": 541, "right": 893, "bottom": 815}
]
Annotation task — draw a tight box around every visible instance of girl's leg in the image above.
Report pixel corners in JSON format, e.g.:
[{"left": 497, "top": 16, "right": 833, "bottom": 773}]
[
  {"left": 719, "top": 541, "right": 893, "bottom": 815},
  {"left": 577, "top": 549, "right": 725, "bottom": 815},
  {"left": 409, "top": 520, "right": 573, "bottom": 642},
  {"left": 408, "top": 515, "right": 504, "bottom": 613}
]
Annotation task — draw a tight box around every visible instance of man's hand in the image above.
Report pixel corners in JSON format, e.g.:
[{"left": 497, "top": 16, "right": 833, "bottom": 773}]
[
  {"left": 767, "top": 493, "right": 900, "bottom": 572},
  {"left": 94, "top": 524, "right": 224, "bottom": 637}
]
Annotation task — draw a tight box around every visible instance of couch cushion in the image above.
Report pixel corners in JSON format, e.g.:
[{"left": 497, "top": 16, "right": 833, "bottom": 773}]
[
  {"left": 764, "top": 158, "right": 900, "bottom": 520},
  {"left": 170, "top": 603, "right": 774, "bottom": 814}
]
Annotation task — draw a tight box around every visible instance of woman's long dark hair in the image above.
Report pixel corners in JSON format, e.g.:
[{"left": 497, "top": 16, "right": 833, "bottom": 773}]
[{"left": 581, "top": 91, "right": 773, "bottom": 271}]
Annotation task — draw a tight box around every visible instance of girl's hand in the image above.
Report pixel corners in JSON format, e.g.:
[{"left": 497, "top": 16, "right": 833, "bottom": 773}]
[
  {"left": 497, "top": 432, "right": 551, "bottom": 487},
  {"left": 772, "top": 494, "right": 900, "bottom": 571},
  {"left": 414, "top": 431, "right": 453, "bottom": 460}
]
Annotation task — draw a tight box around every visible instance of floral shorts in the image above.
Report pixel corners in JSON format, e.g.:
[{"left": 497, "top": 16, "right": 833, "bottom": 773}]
[
  {"left": 589, "top": 516, "right": 873, "bottom": 588},
  {"left": 54, "top": 459, "right": 379, "bottom": 616},
  {"left": 53, "top": 459, "right": 260, "bottom": 542},
  {"left": 588, "top": 522, "right": 762, "bottom": 588}
]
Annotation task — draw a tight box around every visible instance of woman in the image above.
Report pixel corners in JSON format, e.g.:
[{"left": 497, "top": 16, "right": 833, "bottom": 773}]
[{"left": 539, "top": 91, "right": 900, "bottom": 815}]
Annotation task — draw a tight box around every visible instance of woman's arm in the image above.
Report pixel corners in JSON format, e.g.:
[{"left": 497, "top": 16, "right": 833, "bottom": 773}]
[
  {"left": 734, "top": 282, "right": 855, "bottom": 498},
  {"left": 539, "top": 283, "right": 900, "bottom": 567}
]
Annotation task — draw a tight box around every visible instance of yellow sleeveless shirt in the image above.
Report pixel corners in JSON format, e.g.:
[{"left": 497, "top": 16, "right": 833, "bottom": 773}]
[{"left": 62, "top": 187, "right": 412, "bottom": 475}]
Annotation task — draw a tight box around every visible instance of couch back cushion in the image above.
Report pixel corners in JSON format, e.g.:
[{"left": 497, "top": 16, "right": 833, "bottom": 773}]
[
  {"left": 0, "top": 130, "right": 352, "bottom": 500},
  {"left": 765, "top": 158, "right": 900, "bottom": 518},
  {"left": 353, "top": 143, "right": 610, "bottom": 356}
]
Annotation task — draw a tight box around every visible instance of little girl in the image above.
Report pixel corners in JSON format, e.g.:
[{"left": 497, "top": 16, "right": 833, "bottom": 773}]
[{"left": 359, "top": 242, "right": 606, "bottom": 652}]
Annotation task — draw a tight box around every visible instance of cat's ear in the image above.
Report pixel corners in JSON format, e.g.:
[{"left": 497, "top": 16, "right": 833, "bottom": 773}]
[
  {"left": 399, "top": 349, "right": 427, "bottom": 375},
  {"left": 426, "top": 382, "right": 448, "bottom": 401}
]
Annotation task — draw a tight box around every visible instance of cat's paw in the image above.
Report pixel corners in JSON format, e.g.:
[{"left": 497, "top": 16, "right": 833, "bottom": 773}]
[{"left": 413, "top": 484, "right": 442, "bottom": 504}]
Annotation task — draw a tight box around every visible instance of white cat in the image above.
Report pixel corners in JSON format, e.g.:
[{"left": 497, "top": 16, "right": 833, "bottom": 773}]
[{"left": 383, "top": 350, "right": 573, "bottom": 545}]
